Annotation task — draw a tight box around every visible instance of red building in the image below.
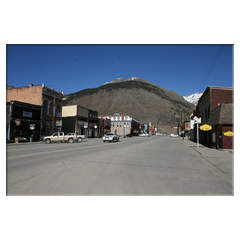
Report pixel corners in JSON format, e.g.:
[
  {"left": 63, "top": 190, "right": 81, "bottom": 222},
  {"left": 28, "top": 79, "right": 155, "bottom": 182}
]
[
  {"left": 192, "top": 86, "right": 233, "bottom": 149},
  {"left": 208, "top": 103, "right": 233, "bottom": 149}
]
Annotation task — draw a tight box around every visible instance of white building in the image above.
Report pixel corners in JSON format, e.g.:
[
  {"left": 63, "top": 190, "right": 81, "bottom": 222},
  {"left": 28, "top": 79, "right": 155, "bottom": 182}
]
[{"left": 102, "top": 113, "right": 140, "bottom": 136}]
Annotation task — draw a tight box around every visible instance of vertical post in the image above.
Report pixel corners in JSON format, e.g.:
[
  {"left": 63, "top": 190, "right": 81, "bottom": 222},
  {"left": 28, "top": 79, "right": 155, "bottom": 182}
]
[
  {"left": 197, "top": 123, "right": 199, "bottom": 149},
  {"left": 52, "top": 95, "right": 55, "bottom": 133}
]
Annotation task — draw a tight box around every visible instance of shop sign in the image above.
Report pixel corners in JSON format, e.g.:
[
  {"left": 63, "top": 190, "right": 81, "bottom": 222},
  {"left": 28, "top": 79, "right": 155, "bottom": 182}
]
[
  {"left": 29, "top": 124, "right": 35, "bottom": 130},
  {"left": 15, "top": 119, "right": 21, "bottom": 126},
  {"left": 77, "top": 120, "right": 84, "bottom": 125},
  {"left": 200, "top": 124, "right": 212, "bottom": 131},
  {"left": 56, "top": 120, "right": 62, "bottom": 126},
  {"left": 23, "top": 111, "right": 32, "bottom": 118},
  {"left": 84, "top": 122, "right": 88, "bottom": 128},
  {"left": 224, "top": 131, "right": 234, "bottom": 137}
]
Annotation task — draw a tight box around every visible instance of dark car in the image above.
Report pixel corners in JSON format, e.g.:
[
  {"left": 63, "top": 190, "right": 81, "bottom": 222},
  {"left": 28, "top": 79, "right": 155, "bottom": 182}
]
[{"left": 124, "top": 134, "right": 133, "bottom": 138}]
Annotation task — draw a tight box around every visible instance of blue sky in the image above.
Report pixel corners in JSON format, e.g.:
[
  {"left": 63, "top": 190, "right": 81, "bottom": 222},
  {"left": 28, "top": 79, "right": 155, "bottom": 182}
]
[{"left": 7, "top": 44, "right": 233, "bottom": 96}]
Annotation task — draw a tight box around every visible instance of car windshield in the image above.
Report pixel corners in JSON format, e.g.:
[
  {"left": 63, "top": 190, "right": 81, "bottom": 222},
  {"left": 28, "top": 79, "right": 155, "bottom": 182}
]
[{"left": 106, "top": 133, "right": 113, "bottom": 136}]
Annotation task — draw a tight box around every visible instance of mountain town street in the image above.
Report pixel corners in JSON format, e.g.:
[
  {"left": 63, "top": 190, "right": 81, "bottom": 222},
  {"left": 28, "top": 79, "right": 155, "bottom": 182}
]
[{"left": 6, "top": 136, "right": 233, "bottom": 195}]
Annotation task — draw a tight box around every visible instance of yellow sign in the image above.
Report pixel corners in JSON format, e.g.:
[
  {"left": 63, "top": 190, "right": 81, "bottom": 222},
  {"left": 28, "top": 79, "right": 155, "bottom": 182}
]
[
  {"left": 200, "top": 124, "right": 212, "bottom": 131},
  {"left": 224, "top": 131, "right": 234, "bottom": 137}
]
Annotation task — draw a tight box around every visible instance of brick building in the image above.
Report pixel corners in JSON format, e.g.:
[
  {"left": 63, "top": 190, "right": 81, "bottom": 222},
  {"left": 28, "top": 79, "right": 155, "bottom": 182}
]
[
  {"left": 7, "top": 83, "right": 65, "bottom": 140},
  {"left": 98, "top": 116, "right": 111, "bottom": 137},
  {"left": 208, "top": 103, "right": 233, "bottom": 149},
  {"left": 192, "top": 86, "right": 233, "bottom": 148}
]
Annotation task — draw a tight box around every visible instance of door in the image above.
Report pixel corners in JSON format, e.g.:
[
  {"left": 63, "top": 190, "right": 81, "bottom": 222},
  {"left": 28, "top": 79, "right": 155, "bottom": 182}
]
[
  {"left": 51, "top": 132, "right": 59, "bottom": 142},
  {"left": 58, "top": 132, "right": 64, "bottom": 141},
  {"left": 216, "top": 132, "right": 219, "bottom": 149}
]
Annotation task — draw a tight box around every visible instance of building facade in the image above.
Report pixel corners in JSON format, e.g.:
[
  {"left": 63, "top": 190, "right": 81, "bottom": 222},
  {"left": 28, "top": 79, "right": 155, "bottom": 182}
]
[
  {"left": 62, "top": 105, "right": 98, "bottom": 138},
  {"left": 7, "top": 84, "right": 65, "bottom": 140},
  {"left": 191, "top": 86, "right": 233, "bottom": 148},
  {"left": 102, "top": 113, "right": 140, "bottom": 137},
  {"left": 98, "top": 116, "right": 111, "bottom": 137},
  {"left": 7, "top": 100, "right": 42, "bottom": 141}
]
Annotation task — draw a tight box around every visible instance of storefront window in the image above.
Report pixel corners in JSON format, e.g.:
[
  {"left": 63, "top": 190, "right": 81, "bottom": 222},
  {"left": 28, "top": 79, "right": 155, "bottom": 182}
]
[
  {"left": 43, "top": 101, "right": 48, "bottom": 114},
  {"left": 56, "top": 105, "right": 60, "bottom": 117},
  {"left": 50, "top": 103, "right": 53, "bottom": 115}
]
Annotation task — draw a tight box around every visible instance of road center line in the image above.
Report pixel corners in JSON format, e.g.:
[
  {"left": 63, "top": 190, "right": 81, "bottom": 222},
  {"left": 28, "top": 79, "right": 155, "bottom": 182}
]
[{"left": 7, "top": 138, "right": 145, "bottom": 159}]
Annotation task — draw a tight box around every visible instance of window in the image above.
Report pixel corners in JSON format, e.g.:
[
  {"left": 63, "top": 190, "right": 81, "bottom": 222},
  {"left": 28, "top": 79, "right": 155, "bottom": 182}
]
[
  {"left": 50, "top": 103, "right": 53, "bottom": 115},
  {"left": 208, "top": 107, "right": 210, "bottom": 119},
  {"left": 205, "top": 109, "right": 207, "bottom": 120},
  {"left": 56, "top": 105, "right": 60, "bottom": 117},
  {"left": 43, "top": 101, "right": 48, "bottom": 114}
]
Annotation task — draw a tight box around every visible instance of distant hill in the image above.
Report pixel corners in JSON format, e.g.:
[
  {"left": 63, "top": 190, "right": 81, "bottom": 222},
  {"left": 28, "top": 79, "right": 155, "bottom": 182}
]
[{"left": 63, "top": 77, "right": 194, "bottom": 133}]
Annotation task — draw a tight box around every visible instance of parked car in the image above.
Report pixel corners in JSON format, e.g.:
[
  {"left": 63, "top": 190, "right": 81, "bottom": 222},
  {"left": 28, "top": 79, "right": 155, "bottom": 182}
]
[
  {"left": 169, "top": 134, "right": 179, "bottom": 138},
  {"left": 43, "top": 132, "right": 81, "bottom": 143},
  {"left": 103, "top": 132, "right": 120, "bottom": 142},
  {"left": 139, "top": 133, "right": 150, "bottom": 137},
  {"left": 124, "top": 134, "right": 133, "bottom": 138},
  {"left": 156, "top": 133, "right": 162, "bottom": 136}
]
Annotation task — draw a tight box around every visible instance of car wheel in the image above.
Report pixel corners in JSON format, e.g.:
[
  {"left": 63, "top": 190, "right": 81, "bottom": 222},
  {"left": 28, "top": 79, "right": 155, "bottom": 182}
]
[
  {"left": 68, "top": 138, "right": 73, "bottom": 143},
  {"left": 45, "top": 139, "right": 51, "bottom": 144},
  {"left": 103, "top": 140, "right": 105, "bottom": 142},
  {"left": 77, "top": 137, "right": 82, "bottom": 143}
]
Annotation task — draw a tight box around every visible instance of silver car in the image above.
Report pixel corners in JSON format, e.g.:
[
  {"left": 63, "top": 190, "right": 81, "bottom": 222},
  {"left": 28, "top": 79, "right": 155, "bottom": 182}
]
[{"left": 103, "top": 133, "right": 120, "bottom": 142}]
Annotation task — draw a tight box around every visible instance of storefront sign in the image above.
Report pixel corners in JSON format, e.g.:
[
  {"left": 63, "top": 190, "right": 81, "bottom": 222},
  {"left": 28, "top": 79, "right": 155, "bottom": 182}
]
[
  {"left": 23, "top": 111, "right": 32, "bottom": 118},
  {"left": 56, "top": 120, "right": 62, "bottom": 126},
  {"left": 77, "top": 120, "right": 84, "bottom": 125},
  {"left": 224, "top": 131, "right": 234, "bottom": 137},
  {"left": 29, "top": 124, "right": 35, "bottom": 130},
  {"left": 84, "top": 122, "right": 88, "bottom": 128},
  {"left": 200, "top": 124, "right": 212, "bottom": 131}
]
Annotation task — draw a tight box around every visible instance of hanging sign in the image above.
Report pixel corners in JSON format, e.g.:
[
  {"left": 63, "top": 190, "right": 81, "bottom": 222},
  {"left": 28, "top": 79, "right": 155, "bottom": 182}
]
[
  {"left": 15, "top": 119, "right": 21, "bottom": 126},
  {"left": 200, "top": 124, "right": 212, "bottom": 131},
  {"left": 29, "top": 124, "right": 35, "bottom": 130},
  {"left": 224, "top": 131, "right": 234, "bottom": 137},
  {"left": 56, "top": 120, "right": 62, "bottom": 126}
]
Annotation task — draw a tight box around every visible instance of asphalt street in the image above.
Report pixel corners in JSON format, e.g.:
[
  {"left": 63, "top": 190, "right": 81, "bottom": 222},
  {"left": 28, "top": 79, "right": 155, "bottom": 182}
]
[{"left": 6, "top": 136, "right": 233, "bottom": 195}]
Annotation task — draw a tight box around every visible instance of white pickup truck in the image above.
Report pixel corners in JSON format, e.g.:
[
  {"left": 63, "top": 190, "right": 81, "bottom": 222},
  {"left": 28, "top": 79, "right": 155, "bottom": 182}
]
[{"left": 43, "top": 132, "right": 82, "bottom": 143}]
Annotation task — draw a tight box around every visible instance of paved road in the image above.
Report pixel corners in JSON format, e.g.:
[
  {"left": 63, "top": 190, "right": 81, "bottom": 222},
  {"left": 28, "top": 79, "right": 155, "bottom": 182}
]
[{"left": 6, "top": 136, "right": 233, "bottom": 195}]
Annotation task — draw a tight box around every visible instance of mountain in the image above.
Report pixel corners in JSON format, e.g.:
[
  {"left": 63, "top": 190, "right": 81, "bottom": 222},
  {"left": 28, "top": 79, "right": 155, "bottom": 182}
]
[
  {"left": 183, "top": 92, "right": 203, "bottom": 105},
  {"left": 63, "top": 78, "right": 194, "bottom": 133}
]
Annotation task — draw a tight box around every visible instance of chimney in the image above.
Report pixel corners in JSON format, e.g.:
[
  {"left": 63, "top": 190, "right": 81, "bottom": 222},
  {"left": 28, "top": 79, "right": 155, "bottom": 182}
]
[{"left": 29, "top": 83, "right": 33, "bottom": 87}]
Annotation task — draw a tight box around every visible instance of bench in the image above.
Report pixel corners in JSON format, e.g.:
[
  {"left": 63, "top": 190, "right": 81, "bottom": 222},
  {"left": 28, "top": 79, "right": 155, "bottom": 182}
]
[{"left": 15, "top": 137, "right": 27, "bottom": 143}]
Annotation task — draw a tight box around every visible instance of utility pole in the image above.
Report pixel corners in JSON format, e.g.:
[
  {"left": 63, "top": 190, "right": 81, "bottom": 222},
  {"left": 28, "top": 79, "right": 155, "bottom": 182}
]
[{"left": 52, "top": 95, "right": 55, "bottom": 133}]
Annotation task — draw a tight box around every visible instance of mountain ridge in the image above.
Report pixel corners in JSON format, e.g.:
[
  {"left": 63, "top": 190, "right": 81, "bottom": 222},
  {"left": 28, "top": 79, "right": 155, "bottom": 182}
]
[{"left": 63, "top": 78, "right": 194, "bottom": 132}]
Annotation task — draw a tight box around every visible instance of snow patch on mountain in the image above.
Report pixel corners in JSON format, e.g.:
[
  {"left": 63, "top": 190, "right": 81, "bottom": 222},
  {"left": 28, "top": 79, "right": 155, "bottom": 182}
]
[{"left": 183, "top": 92, "right": 203, "bottom": 105}]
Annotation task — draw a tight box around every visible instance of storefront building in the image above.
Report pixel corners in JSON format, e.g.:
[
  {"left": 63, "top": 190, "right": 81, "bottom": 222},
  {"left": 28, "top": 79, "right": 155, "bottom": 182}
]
[
  {"left": 88, "top": 110, "right": 98, "bottom": 138},
  {"left": 98, "top": 117, "right": 111, "bottom": 137},
  {"left": 62, "top": 105, "right": 98, "bottom": 138},
  {"left": 7, "top": 83, "right": 65, "bottom": 140},
  {"left": 7, "top": 100, "right": 42, "bottom": 141}
]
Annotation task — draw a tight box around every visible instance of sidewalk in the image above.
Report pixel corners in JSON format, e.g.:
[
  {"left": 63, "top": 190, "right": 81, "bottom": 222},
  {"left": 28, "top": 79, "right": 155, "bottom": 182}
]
[{"left": 183, "top": 138, "right": 233, "bottom": 184}]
